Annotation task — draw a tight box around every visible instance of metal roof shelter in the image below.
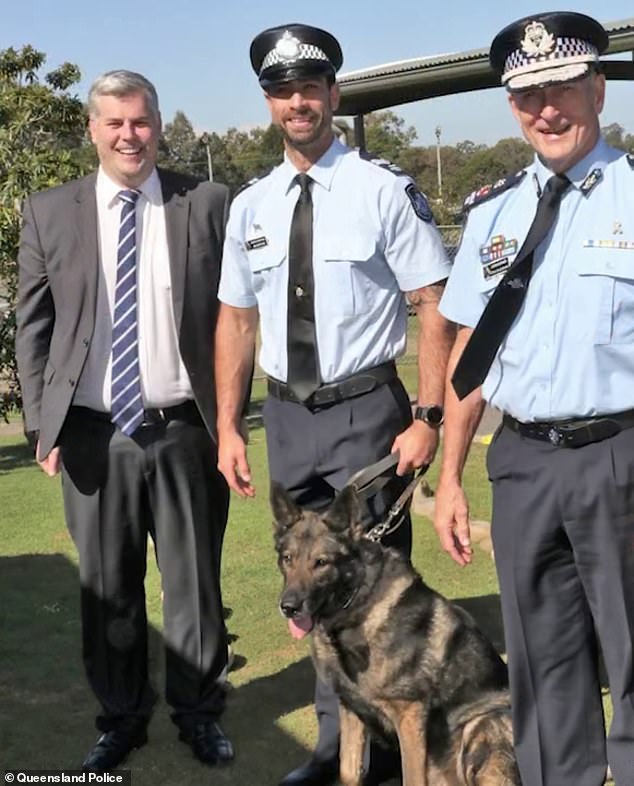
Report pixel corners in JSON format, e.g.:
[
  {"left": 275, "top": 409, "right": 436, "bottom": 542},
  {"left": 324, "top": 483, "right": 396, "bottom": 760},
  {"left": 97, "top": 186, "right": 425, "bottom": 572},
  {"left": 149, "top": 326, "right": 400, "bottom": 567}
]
[{"left": 336, "top": 18, "right": 634, "bottom": 148}]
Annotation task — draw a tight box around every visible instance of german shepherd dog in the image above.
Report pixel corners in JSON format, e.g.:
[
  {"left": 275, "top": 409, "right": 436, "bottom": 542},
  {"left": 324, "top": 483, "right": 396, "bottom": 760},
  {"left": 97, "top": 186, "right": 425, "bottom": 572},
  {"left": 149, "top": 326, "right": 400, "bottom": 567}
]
[{"left": 271, "top": 483, "right": 520, "bottom": 786}]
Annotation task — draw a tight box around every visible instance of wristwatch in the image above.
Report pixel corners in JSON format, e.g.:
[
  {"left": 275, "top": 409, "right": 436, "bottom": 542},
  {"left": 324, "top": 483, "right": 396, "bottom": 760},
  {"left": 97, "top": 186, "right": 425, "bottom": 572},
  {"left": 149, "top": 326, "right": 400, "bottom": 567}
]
[{"left": 414, "top": 405, "right": 444, "bottom": 427}]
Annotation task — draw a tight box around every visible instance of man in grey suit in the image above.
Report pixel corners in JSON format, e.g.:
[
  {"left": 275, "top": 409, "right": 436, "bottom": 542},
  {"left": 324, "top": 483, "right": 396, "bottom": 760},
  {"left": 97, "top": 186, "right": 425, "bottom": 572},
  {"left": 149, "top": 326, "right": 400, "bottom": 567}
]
[{"left": 15, "top": 70, "right": 234, "bottom": 772}]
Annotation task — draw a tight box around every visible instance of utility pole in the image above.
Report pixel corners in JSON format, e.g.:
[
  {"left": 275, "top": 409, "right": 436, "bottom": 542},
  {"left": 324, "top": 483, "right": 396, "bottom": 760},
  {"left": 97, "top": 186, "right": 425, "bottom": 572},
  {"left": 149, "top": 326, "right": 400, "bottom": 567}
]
[
  {"left": 201, "top": 133, "right": 214, "bottom": 181},
  {"left": 435, "top": 126, "right": 443, "bottom": 200}
]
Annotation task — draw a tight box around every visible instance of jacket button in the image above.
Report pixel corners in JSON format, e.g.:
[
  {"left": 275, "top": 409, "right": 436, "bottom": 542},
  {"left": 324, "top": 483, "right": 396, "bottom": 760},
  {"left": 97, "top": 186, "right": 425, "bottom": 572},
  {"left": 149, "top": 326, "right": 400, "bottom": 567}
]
[
  {"left": 83, "top": 338, "right": 90, "bottom": 346},
  {"left": 69, "top": 379, "right": 75, "bottom": 387}
]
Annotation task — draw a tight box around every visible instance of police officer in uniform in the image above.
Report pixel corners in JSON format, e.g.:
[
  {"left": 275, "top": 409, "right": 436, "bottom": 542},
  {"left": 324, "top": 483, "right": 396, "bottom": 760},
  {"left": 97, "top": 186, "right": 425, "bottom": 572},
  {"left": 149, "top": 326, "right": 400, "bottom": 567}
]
[
  {"left": 435, "top": 11, "right": 634, "bottom": 786},
  {"left": 215, "top": 22, "right": 454, "bottom": 786}
]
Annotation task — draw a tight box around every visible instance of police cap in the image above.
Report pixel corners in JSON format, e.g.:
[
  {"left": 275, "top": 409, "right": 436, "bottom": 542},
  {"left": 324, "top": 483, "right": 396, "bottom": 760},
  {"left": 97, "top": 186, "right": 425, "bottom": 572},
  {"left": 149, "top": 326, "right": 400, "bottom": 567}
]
[
  {"left": 250, "top": 23, "right": 343, "bottom": 89},
  {"left": 490, "top": 11, "right": 608, "bottom": 92}
]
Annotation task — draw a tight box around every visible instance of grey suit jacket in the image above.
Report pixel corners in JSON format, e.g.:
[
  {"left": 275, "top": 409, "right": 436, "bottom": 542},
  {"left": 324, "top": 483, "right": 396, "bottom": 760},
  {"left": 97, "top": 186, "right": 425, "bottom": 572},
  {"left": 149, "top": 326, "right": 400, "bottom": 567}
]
[{"left": 15, "top": 168, "right": 230, "bottom": 458}]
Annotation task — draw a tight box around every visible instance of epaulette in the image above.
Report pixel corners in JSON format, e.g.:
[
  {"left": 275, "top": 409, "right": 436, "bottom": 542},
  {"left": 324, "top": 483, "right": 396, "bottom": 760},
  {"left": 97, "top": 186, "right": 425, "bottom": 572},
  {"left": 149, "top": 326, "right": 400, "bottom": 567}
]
[
  {"left": 232, "top": 166, "right": 275, "bottom": 200},
  {"left": 462, "top": 170, "right": 527, "bottom": 213},
  {"left": 359, "top": 150, "right": 408, "bottom": 177},
  {"left": 627, "top": 153, "right": 634, "bottom": 170}
]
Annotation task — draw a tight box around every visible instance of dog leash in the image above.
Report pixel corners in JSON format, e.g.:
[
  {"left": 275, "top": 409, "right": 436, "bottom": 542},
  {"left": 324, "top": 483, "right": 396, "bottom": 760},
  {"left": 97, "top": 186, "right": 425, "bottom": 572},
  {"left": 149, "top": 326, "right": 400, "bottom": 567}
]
[{"left": 346, "top": 452, "right": 430, "bottom": 542}]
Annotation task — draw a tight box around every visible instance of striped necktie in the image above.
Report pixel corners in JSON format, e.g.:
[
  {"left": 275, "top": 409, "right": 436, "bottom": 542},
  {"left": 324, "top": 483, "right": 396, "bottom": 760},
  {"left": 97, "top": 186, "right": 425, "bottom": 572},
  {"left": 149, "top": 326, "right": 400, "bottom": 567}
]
[{"left": 111, "top": 188, "right": 144, "bottom": 435}]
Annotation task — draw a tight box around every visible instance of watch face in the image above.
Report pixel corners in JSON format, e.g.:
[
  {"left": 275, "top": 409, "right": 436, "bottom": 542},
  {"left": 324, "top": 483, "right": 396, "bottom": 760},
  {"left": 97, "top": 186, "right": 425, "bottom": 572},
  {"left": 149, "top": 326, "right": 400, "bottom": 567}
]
[{"left": 416, "top": 405, "right": 444, "bottom": 426}]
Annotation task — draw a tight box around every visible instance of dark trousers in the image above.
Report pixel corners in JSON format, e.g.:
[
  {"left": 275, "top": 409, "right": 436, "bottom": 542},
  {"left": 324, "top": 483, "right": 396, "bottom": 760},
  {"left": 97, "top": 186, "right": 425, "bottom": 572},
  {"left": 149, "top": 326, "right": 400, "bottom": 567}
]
[
  {"left": 487, "top": 424, "right": 634, "bottom": 786},
  {"left": 59, "top": 407, "right": 229, "bottom": 733},
  {"left": 264, "top": 378, "right": 413, "bottom": 768}
]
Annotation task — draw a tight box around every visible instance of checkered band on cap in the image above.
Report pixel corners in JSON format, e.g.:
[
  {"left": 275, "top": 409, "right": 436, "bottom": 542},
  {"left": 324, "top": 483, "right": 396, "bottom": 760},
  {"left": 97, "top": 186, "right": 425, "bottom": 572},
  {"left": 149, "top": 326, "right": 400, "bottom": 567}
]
[
  {"left": 503, "top": 37, "right": 599, "bottom": 83},
  {"left": 260, "top": 42, "right": 330, "bottom": 73}
]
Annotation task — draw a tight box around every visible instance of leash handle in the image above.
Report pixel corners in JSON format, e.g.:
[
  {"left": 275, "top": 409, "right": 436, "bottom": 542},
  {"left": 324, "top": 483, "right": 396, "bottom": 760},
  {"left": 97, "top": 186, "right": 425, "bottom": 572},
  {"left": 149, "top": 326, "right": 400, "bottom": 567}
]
[{"left": 364, "top": 464, "right": 430, "bottom": 542}]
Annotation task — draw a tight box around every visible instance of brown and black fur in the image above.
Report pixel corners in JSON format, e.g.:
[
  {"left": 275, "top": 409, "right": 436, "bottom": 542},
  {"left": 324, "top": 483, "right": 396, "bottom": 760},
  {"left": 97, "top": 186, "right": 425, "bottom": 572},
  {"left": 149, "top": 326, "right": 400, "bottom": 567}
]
[{"left": 271, "top": 483, "right": 520, "bottom": 786}]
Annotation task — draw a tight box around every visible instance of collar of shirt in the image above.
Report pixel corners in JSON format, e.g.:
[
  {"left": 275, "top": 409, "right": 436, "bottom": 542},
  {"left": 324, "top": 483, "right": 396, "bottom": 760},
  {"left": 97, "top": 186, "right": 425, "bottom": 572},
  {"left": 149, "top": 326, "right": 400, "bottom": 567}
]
[
  {"left": 95, "top": 166, "right": 162, "bottom": 208},
  {"left": 531, "top": 136, "right": 617, "bottom": 195},
  {"left": 278, "top": 136, "right": 348, "bottom": 195}
]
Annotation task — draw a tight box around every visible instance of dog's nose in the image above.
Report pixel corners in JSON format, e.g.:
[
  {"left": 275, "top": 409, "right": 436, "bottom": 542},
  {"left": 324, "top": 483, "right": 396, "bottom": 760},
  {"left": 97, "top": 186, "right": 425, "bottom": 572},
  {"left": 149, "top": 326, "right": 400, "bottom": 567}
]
[{"left": 280, "top": 599, "right": 302, "bottom": 618}]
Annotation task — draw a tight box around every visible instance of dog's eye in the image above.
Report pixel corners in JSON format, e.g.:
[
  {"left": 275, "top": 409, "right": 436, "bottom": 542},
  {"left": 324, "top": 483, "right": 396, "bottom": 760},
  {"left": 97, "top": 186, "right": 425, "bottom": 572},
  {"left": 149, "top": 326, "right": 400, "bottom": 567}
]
[
  {"left": 282, "top": 553, "right": 292, "bottom": 564},
  {"left": 314, "top": 557, "right": 329, "bottom": 568}
]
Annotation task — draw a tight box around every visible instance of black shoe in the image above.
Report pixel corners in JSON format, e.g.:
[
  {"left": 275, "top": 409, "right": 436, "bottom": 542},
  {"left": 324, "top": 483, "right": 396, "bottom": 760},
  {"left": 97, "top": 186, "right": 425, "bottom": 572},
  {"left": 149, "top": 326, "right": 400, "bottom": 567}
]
[
  {"left": 279, "top": 757, "right": 339, "bottom": 786},
  {"left": 81, "top": 729, "right": 148, "bottom": 772},
  {"left": 178, "top": 720, "right": 234, "bottom": 766}
]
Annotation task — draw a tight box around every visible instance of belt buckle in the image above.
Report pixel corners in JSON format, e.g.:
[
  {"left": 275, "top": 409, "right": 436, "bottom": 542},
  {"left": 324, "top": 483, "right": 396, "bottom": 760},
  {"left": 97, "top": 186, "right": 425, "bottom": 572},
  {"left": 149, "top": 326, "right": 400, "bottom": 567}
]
[
  {"left": 141, "top": 408, "right": 166, "bottom": 427},
  {"left": 547, "top": 426, "right": 564, "bottom": 446}
]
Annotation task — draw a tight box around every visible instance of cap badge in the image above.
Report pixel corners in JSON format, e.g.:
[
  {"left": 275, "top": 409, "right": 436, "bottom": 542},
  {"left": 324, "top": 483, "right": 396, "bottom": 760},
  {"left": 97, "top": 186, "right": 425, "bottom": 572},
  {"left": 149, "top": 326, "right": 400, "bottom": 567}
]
[
  {"left": 275, "top": 31, "right": 301, "bottom": 61},
  {"left": 521, "top": 21, "right": 556, "bottom": 57}
]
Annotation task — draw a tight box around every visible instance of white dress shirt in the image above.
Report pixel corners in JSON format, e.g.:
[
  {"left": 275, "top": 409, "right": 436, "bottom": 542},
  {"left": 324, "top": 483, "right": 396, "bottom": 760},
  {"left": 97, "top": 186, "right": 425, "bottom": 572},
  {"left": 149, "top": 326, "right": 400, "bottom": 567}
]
[{"left": 74, "top": 167, "right": 193, "bottom": 410}]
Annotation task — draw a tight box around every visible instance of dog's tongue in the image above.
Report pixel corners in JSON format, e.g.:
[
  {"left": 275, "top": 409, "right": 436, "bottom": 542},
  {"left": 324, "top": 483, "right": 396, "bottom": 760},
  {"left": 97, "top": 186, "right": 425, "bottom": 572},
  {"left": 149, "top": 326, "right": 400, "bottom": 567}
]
[{"left": 288, "top": 614, "right": 314, "bottom": 640}]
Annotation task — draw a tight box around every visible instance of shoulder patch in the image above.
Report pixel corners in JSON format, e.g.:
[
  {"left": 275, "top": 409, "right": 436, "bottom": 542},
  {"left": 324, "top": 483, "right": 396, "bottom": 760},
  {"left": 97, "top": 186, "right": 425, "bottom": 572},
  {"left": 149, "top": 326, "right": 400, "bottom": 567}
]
[
  {"left": 359, "top": 150, "right": 407, "bottom": 177},
  {"left": 627, "top": 153, "right": 634, "bottom": 170},
  {"left": 405, "top": 183, "right": 433, "bottom": 222},
  {"left": 462, "top": 170, "right": 527, "bottom": 213}
]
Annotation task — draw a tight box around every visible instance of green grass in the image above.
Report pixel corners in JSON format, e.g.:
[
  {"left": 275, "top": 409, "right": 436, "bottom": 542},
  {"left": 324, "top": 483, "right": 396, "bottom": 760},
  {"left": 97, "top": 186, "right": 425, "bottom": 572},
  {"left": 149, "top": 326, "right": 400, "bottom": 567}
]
[{"left": 0, "top": 428, "right": 611, "bottom": 782}]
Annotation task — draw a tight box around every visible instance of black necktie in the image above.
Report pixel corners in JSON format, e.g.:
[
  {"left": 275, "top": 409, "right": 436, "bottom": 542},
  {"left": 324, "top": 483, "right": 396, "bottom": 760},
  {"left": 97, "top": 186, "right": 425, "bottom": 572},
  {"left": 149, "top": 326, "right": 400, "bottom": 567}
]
[
  {"left": 452, "top": 173, "right": 571, "bottom": 400},
  {"left": 287, "top": 173, "right": 320, "bottom": 402}
]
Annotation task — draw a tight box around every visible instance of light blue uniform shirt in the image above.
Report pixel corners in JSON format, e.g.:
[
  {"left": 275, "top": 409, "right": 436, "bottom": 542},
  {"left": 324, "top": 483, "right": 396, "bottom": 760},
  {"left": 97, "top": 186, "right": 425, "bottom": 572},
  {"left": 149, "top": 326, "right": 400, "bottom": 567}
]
[
  {"left": 219, "top": 138, "right": 451, "bottom": 382},
  {"left": 440, "top": 138, "right": 634, "bottom": 421}
]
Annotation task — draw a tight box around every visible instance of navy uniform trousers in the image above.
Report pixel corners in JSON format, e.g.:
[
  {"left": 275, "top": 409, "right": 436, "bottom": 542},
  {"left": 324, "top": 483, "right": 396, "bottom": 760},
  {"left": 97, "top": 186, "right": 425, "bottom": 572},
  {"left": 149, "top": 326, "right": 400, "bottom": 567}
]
[
  {"left": 487, "top": 424, "right": 634, "bottom": 786},
  {"left": 59, "top": 405, "right": 229, "bottom": 734},
  {"left": 264, "top": 377, "right": 413, "bottom": 772}
]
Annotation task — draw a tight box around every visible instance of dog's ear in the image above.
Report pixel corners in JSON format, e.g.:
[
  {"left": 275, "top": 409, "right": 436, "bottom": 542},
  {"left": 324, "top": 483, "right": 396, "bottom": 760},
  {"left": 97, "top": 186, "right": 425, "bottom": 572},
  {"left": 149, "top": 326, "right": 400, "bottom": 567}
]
[
  {"left": 270, "top": 482, "right": 302, "bottom": 533},
  {"left": 325, "top": 485, "right": 364, "bottom": 538}
]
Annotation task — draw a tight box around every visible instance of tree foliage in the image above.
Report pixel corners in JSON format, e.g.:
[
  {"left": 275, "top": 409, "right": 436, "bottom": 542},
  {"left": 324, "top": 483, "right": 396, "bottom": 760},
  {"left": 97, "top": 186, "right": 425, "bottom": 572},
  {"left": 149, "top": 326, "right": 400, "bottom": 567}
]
[
  {"left": 364, "top": 110, "right": 418, "bottom": 165},
  {"left": 0, "top": 46, "right": 90, "bottom": 419}
]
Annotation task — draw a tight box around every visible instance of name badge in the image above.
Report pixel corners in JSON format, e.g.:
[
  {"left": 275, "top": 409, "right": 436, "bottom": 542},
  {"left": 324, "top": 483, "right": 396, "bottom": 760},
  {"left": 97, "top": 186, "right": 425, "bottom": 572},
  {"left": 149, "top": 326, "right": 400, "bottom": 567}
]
[{"left": 245, "top": 236, "right": 268, "bottom": 251}]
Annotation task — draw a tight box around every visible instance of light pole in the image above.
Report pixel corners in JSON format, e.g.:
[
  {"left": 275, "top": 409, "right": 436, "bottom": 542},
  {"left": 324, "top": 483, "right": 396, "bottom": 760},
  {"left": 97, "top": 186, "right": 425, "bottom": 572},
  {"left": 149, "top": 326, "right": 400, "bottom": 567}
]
[
  {"left": 435, "top": 126, "right": 443, "bottom": 200},
  {"left": 201, "top": 133, "right": 214, "bottom": 181}
]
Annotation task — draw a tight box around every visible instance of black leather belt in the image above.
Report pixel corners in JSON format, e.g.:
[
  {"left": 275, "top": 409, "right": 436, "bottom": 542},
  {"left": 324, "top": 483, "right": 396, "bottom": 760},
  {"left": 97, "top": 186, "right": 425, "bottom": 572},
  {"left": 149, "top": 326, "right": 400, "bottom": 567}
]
[
  {"left": 267, "top": 362, "right": 397, "bottom": 408},
  {"left": 70, "top": 400, "right": 201, "bottom": 428},
  {"left": 503, "top": 410, "right": 634, "bottom": 448}
]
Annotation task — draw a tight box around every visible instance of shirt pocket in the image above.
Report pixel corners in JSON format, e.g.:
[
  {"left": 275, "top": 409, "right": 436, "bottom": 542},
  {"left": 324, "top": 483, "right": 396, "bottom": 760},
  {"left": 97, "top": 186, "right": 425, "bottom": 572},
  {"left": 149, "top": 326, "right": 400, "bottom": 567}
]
[
  {"left": 247, "top": 244, "right": 286, "bottom": 316},
  {"left": 576, "top": 250, "right": 634, "bottom": 345},
  {"left": 321, "top": 235, "right": 380, "bottom": 317}
]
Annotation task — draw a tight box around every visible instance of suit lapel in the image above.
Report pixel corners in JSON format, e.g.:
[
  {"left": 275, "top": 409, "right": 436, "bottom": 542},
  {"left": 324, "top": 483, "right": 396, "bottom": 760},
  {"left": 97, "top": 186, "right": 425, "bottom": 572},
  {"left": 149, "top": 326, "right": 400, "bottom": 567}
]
[
  {"left": 160, "top": 169, "right": 189, "bottom": 334},
  {"left": 75, "top": 173, "right": 99, "bottom": 311}
]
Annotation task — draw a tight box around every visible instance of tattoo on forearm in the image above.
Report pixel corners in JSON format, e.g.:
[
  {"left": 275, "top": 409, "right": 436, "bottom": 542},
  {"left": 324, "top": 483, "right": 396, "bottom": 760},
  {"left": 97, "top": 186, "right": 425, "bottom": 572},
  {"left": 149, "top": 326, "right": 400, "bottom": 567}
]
[{"left": 406, "top": 282, "right": 446, "bottom": 306}]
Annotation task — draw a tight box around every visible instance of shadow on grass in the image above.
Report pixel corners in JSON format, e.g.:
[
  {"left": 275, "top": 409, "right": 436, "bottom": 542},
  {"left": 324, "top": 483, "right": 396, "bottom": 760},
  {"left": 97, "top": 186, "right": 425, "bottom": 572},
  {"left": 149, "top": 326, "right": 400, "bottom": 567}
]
[
  {"left": 0, "top": 440, "right": 34, "bottom": 475},
  {"left": 0, "top": 553, "right": 316, "bottom": 784}
]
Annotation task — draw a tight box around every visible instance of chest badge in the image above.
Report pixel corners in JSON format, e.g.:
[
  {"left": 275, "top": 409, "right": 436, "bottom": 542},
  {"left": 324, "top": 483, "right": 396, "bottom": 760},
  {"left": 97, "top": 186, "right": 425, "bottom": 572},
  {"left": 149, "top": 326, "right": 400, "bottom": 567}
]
[
  {"left": 479, "top": 235, "right": 518, "bottom": 280},
  {"left": 245, "top": 236, "right": 268, "bottom": 251}
]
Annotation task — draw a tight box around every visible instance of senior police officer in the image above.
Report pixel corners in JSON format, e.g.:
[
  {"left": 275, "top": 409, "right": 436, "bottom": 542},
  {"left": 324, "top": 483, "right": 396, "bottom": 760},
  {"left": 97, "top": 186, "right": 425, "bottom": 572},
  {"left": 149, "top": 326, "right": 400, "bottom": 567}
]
[
  {"left": 434, "top": 11, "right": 634, "bottom": 786},
  {"left": 215, "top": 22, "right": 455, "bottom": 786}
]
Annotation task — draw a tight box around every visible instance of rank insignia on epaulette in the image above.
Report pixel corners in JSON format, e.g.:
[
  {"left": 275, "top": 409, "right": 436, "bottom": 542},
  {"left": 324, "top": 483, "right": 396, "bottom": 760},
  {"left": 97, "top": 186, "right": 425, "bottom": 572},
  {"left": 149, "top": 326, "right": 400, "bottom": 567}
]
[
  {"left": 479, "top": 234, "right": 518, "bottom": 279},
  {"left": 580, "top": 168, "right": 603, "bottom": 196},
  {"left": 463, "top": 170, "right": 526, "bottom": 213},
  {"left": 359, "top": 150, "right": 407, "bottom": 177}
]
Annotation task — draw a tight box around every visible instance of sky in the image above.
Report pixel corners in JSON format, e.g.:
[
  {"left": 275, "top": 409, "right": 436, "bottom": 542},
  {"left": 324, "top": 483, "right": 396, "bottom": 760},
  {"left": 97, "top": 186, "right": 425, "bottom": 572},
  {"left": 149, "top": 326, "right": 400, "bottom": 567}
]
[{"left": 3, "top": 0, "right": 634, "bottom": 149}]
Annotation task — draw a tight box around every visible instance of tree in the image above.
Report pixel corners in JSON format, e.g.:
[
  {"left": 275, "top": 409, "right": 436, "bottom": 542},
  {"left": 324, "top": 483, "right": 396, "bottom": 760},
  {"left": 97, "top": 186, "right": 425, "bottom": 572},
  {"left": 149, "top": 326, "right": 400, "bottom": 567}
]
[
  {"left": 159, "top": 110, "right": 208, "bottom": 179},
  {"left": 364, "top": 110, "right": 417, "bottom": 166},
  {"left": 0, "top": 45, "right": 89, "bottom": 420}
]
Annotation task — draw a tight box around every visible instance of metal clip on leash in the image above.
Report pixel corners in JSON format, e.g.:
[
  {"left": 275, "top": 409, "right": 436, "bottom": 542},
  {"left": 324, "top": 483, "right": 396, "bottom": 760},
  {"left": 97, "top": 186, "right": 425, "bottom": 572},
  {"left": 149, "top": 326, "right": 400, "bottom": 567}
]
[{"left": 364, "top": 464, "right": 429, "bottom": 542}]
